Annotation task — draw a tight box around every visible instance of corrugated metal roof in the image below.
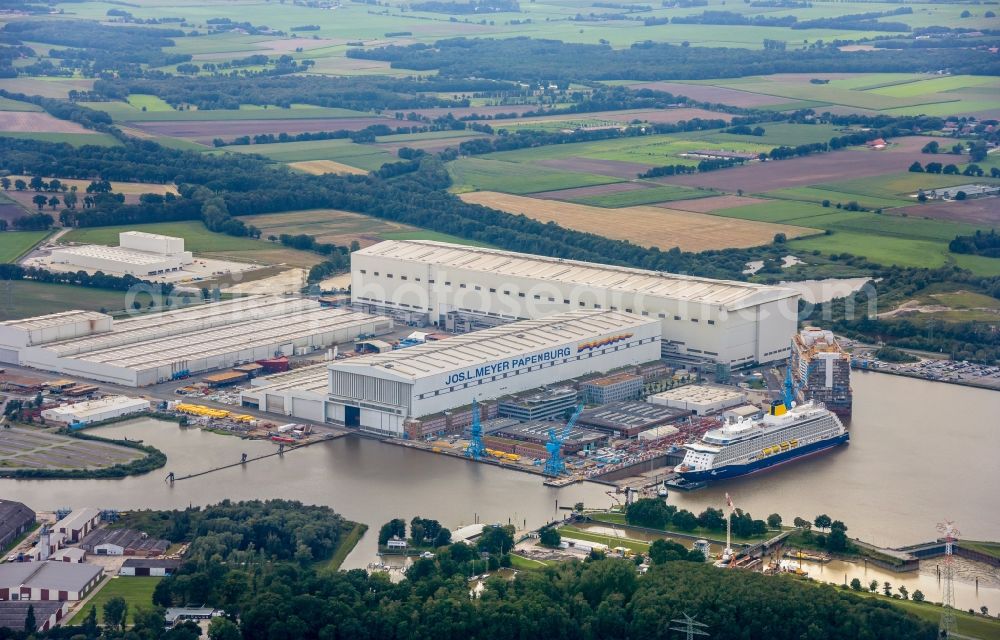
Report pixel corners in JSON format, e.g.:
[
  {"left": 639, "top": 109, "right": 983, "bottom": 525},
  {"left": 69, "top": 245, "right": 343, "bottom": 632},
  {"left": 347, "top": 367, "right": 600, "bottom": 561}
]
[
  {"left": 356, "top": 240, "right": 798, "bottom": 310},
  {"left": 0, "top": 310, "right": 108, "bottom": 331},
  {"left": 330, "top": 309, "right": 655, "bottom": 381}
]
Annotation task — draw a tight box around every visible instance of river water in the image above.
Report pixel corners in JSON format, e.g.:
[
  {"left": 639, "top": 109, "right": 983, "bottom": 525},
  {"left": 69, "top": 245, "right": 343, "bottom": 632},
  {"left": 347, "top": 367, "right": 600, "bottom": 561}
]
[{"left": 1, "top": 372, "right": 997, "bottom": 607}]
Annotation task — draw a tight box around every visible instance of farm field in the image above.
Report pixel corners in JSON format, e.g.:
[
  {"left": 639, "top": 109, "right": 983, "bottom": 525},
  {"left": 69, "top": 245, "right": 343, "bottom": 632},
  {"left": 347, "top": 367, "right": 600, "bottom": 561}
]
[
  {"left": 0, "top": 131, "right": 120, "bottom": 146},
  {"left": 711, "top": 199, "right": 1000, "bottom": 276},
  {"left": 288, "top": 160, "right": 369, "bottom": 176},
  {"left": 234, "top": 209, "right": 489, "bottom": 248},
  {"left": 62, "top": 221, "right": 323, "bottom": 268},
  {"left": 448, "top": 157, "right": 621, "bottom": 194},
  {"left": 0, "top": 111, "right": 94, "bottom": 134},
  {"left": 67, "top": 577, "right": 161, "bottom": 626},
  {"left": 0, "top": 96, "right": 42, "bottom": 112},
  {"left": 0, "top": 281, "right": 135, "bottom": 319},
  {"left": 223, "top": 138, "right": 396, "bottom": 170},
  {"left": 664, "top": 74, "right": 1000, "bottom": 117},
  {"left": 80, "top": 101, "right": 375, "bottom": 122},
  {"left": 0, "top": 77, "right": 95, "bottom": 99},
  {"left": 653, "top": 141, "right": 940, "bottom": 193},
  {"left": 3, "top": 176, "right": 176, "bottom": 208},
  {"left": 893, "top": 199, "right": 1000, "bottom": 226},
  {"left": 815, "top": 172, "right": 1000, "bottom": 203},
  {"left": 129, "top": 117, "right": 395, "bottom": 144},
  {"left": 561, "top": 184, "right": 718, "bottom": 207},
  {"left": 0, "top": 231, "right": 48, "bottom": 263},
  {"left": 459, "top": 191, "right": 819, "bottom": 251}
]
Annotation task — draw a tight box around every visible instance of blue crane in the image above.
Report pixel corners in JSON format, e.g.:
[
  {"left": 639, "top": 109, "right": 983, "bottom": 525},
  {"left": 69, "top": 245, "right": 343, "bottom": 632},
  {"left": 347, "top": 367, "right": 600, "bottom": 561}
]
[
  {"left": 781, "top": 358, "right": 814, "bottom": 410},
  {"left": 465, "top": 399, "right": 487, "bottom": 461},
  {"left": 543, "top": 403, "right": 584, "bottom": 477}
]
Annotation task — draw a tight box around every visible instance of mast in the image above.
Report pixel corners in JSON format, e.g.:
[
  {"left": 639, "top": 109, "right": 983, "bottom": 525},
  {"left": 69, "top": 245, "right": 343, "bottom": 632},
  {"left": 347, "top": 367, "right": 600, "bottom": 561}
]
[{"left": 724, "top": 492, "right": 734, "bottom": 562}]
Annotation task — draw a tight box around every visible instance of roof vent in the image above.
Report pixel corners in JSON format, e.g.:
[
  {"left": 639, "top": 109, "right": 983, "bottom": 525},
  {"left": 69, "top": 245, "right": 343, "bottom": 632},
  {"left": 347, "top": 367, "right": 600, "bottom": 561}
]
[{"left": 384, "top": 364, "right": 394, "bottom": 369}]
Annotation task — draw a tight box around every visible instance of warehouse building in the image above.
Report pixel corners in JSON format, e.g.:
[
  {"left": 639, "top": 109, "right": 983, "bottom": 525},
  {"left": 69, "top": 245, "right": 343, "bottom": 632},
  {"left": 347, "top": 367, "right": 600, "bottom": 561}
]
[
  {"left": 53, "top": 508, "right": 100, "bottom": 544},
  {"left": 41, "top": 396, "right": 150, "bottom": 427},
  {"left": 325, "top": 310, "right": 660, "bottom": 436},
  {"left": 0, "top": 601, "right": 69, "bottom": 632},
  {"left": 80, "top": 528, "right": 170, "bottom": 557},
  {"left": 0, "top": 297, "right": 391, "bottom": 387},
  {"left": 50, "top": 231, "right": 194, "bottom": 276},
  {"left": 0, "top": 561, "right": 103, "bottom": 601},
  {"left": 119, "top": 559, "right": 180, "bottom": 577},
  {"left": 648, "top": 385, "right": 747, "bottom": 416},
  {"left": 0, "top": 500, "right": 35, "bottom": 553},
  {"left": 351, "top": 240, "right": 800, "bottom": 366},
  {"left": 577, "top": 401, "right": 689, "bottom": 438},
  {"left": 488, "top": 419, "right": 608, "bottom": 454}
]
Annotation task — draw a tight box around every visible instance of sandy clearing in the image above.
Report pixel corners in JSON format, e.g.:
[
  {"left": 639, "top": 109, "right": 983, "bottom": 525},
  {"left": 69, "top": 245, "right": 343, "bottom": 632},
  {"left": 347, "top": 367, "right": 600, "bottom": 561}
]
[
  {"left": 288, "top": 160, "right": 369, "bottom": 176},
  {"left": 460, "top": 191, "right": 818, "bottom": 252},
  {"left": 223, "top": 268, "right": 308, "bottom": 296},
  {"left": 0, "top": 112, "right": 92, "bottom": 134}
]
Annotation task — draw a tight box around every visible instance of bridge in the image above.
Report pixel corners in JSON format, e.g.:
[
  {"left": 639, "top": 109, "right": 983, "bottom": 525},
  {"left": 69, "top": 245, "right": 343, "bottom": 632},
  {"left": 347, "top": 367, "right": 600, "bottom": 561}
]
[{"left": 742, "top": 529, "right": 794, "bottom": 558}]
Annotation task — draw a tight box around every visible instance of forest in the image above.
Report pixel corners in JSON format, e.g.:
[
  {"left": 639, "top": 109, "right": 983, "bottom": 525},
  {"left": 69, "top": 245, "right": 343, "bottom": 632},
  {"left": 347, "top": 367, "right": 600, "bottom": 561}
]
[
  {"left": 92, "top": 75, "right": 515, "bottom": 111},
  {"left": 347, "top": 37, "right": 1000, "bottom": 83},
  {"left": 0, "top": 501, "right": 936, "bottom": 640}
]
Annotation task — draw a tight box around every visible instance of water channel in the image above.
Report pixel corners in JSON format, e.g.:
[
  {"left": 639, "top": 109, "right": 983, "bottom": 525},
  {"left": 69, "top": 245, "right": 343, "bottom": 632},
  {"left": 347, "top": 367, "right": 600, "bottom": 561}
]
[{"left": 1, "top": 372, "right": 997, "bottom": 610}]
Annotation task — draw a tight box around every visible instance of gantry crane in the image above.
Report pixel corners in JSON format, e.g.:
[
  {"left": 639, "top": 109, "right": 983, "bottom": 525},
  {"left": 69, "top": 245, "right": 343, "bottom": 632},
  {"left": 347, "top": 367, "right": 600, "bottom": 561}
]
[{"left": 543, "top": 404, "right": 584, "bottom": 476}]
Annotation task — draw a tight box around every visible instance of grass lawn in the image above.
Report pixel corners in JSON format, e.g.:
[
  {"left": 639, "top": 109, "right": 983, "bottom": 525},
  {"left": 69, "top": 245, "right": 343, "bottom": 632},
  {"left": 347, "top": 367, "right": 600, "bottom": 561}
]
[
  {"left": 558, "top": 525, "right": 651, "bottom": 554},
  {"left": 0, "top": 281, "right": 139, "bottom": 320},
  {"left": 852, "top": 591, "right": 1000, "bottom": 640},
  {"left": 568, "top": 185, "right": 718, "bottom": 208},
  {"left": 763, "top": 186, "right": 911, "bottom": 211},
  {"left": 510, "top": 554, "right": 552, "bottom": 571},
  {"left": 816, "top": 172, "right": 1000, "bottom": 202},
  {"left": 319, "top": 522, "right": 367, "bottom": 573},
  {"left": 0, "top": 132, "right": 120, "bottom": 146},
  {"left": 959, "top": 540, "right": 1000, "bottom": 561},
  {"left": 126, "top": 94, "right": 175, "bottom": 112},
  {"left": 448, "top": 157, "right": 621, "bottom": 194},
  {"left": 0, "top": 230, "right": 48, "bottom": 263},
  {"left": 68, "top": 577, "right": 161, "bottom": 626}
]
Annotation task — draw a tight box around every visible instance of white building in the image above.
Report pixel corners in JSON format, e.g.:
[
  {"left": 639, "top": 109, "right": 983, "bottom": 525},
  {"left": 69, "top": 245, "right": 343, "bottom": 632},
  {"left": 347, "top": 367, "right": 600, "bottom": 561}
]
[
  {"left": 0, "top": 562, "right": 103, "bottom": 601},
  {"left": 52, "top": 508, "right": 101, "bottom": 543},
  {"left": 0, "top": 311, "right": 111, "bottom": 363},
  {"left": 50, "top": 231, "right": 193, "bottom": 277},
  {"left": 0, "top": 297, "right": 391, "bottom": 387},
  {"left": 351, "top": 240, "right": 800, "bottom": 366},
  {"left": 41, "top": 396, "right": 150, "bottom": 426},
  {"left": 326, "top": 310, "right": 661, "bottom": 436},
  {"left": 648, "top": 384, "right": 747, "bottom": 416}
]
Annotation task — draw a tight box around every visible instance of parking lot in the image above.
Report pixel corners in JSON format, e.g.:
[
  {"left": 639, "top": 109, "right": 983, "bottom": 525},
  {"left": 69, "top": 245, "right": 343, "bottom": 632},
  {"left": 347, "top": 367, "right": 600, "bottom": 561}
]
[{"left": 0, "top": 425, "right": 143, "bottom": 470}]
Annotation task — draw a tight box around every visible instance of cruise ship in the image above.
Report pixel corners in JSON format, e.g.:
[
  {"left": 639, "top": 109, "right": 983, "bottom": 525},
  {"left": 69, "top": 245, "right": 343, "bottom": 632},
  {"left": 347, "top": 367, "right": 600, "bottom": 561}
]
[{"left": 675, "top": 395, "right": 848, "bottom": 483}]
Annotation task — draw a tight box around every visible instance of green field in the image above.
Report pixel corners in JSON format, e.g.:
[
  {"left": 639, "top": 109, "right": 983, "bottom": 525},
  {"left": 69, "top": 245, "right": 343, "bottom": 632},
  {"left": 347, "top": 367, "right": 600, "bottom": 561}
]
[
  {"left": 0, "top": 132, "right": 120, "bottom": 146},
  {"left": 816, "top": 172, "right": 1000, "bottom": 202},
  {"left": 763, "top": 186, "right": 912, "bottom": 210},
  {"left": 713, "top": 199, "right": 999, "bottom": 275},
  {"left": 67, "top": 577, "right": 161, "bottom": 626},
  {"left": 448, "top": 157, "right": 621, "bottom": 194},
  {"left": 80, "top": 101, "right": 376, "bottom": 122},
  {"left": 0, "top": 231, "right": 48, "bottom": 263},
  {"left": 224, "top": 139, "right": 396, "bottom": 171},
  {"left": 126, "top": 94, "right": 175, "bottom": 112},
  {"left": 0, "top": 281, "right": 134, "bottom": 320},
  {"left": 380, "top": 230, "right": 495, "bottom": 247},
  {"left": 852, "top": 592, "right": 1000, "bottom": 640},
  {"left": 62, "top": 221, "right": 321, "bottom": 267},
  {"left": 0, "top": 96, "right": 42, "bottom": 112},
  {"left": 567, "top": 184, "right": 718, "bottom": 207}
]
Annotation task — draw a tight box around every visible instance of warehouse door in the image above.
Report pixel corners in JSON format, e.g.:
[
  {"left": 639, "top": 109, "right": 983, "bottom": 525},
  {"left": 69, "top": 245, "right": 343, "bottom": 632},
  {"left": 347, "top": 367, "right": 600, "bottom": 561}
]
[{"left": 345, "top": 406, "right": 360, "bottom": 428}]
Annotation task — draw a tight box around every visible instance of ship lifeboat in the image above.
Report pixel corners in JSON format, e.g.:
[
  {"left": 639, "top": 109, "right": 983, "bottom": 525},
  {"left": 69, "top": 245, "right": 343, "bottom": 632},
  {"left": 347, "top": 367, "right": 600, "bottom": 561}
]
[
  {"left": 779, "top": 442, "right": 790, "bottom": 450},
  {"left": 790, "top": 439, "right": 798, "bottom": 446}
]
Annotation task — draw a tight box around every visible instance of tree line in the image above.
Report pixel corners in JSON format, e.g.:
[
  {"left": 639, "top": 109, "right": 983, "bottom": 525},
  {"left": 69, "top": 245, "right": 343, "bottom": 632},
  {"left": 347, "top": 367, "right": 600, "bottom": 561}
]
[{"left": 347, "top": 37, "right": 1000, "bottom": 85}]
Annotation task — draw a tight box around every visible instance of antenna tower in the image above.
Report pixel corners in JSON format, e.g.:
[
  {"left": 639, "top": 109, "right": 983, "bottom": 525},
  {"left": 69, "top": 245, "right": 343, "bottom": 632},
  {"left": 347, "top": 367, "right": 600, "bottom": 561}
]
[
  {"left": 937, "top": 519, "right": 960, "bottom": 636},
  {"left": 669, "top": 613, "right": 709, "bottom": 640}
]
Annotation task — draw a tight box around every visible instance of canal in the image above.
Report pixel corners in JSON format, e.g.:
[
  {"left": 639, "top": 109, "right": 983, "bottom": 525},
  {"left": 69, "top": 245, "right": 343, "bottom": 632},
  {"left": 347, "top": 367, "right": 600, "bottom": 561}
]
[{"left": 1, "top": 371, "right": 997, "bottom": 607}]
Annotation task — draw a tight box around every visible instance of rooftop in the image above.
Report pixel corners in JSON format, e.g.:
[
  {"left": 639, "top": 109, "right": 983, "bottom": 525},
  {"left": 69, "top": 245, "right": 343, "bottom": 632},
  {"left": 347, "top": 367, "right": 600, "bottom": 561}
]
[
  {"left": 650, "top": 385, "right": 746, "bottom": 403},
  {"left": 0, "top": 310, "right": 108, "bottom": 332},
  {"left": 329, "top": 310, "right": 656, "bottom": 381},
  {"left": 578, "top": 401, "right": 688, "bottom": 430},
  {"left": 0, "top": 499, "right": 34, "bottom": 543},
  {"left": 493, "top": 419, "right": 607, "bottom": 446},
  {"left": 248, "top": 363, "right": 329, "bottom": 395},
  {"left": 53, "top": 244, "right": 180, "bottom": 266},
  {"left": 356, "top": 240, "right": 798, "bottom": 310},
  {"left": 582, "top": 372, "right": 642, "bottom": 388},
  {"left": 80, "top": 527, "right": 169, "bottom": 553},
  {"left": 54, "top": 507, "right": 100, "bottom": 534},
  {"left": 0, "top": 561, "right": 102, "bottom": 591},
  {"left": 42, "top": 396, "right": 149, "bottom": 419},
  {"left": 0, "top": 601, "right": 64, "bottom": 631},
  {"left": 120, "top": 230, "right": 179, "bottom": 242}
]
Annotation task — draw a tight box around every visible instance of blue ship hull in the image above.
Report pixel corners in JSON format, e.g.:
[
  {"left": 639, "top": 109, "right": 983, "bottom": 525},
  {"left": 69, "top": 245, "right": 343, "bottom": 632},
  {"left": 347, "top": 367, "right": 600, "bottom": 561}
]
[{"left": 678, "top": 432, "right": 850, "bottom": 483}]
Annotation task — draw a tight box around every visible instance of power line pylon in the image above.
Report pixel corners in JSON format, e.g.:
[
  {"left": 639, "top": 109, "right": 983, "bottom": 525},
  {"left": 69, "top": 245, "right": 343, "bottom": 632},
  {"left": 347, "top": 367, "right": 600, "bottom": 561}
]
[
  {"left": 669, "top": 613, "right": 709, "bottom": 640},
  {"left": 937, "top": 519, "right": 960, "bottom": 637}
]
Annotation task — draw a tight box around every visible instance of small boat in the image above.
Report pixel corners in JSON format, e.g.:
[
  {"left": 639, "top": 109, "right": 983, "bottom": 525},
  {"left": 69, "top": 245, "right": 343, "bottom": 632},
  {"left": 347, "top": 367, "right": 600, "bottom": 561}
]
[{"left": 657, "top": 481, "right": 668, "bottom": 498}]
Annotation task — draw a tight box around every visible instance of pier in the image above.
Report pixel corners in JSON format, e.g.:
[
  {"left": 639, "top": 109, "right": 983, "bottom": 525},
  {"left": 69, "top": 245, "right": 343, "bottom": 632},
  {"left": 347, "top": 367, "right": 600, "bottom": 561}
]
[{"left": 166, "top": 433, "right": 340, "bottom": 482}]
